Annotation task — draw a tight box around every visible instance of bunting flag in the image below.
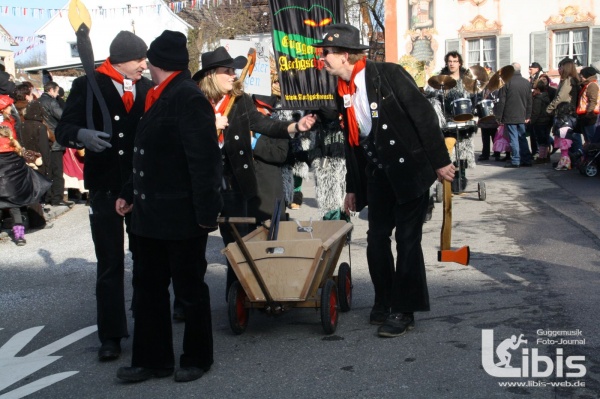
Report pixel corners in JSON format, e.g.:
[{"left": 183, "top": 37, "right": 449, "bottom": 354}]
[
  {"left": 269, "top": 0, "right": 344, "bottom": 110},
  {"left": 0, "top": 1, "right": 225, "bottom": 19}
]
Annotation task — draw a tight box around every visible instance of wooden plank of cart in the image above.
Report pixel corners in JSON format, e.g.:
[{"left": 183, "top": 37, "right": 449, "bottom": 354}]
[{"left": 220, "top": 218, "right": 353, "bottom": 335}]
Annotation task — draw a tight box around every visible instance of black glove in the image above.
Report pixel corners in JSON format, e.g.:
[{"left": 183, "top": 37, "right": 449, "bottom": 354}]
[{"left": 77, "top": 129, "right": 112, "bottom": 152}]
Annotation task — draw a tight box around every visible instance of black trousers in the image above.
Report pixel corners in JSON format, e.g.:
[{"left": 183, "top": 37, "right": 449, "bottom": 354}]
[
  {"left": 366, "top": 168, "right": 430, "bottom": 313},
  {"left": 47, "top": 150, "right": 65, "bottom": 205},
  {"left": 480, "top": 127, "right": 496, "bottom": 157},
  {"left": 89, "top": 190, "right": 131, "bottom": 343},
  {"left": 131, "top": 234, "right": 213, "bottom": 370}
]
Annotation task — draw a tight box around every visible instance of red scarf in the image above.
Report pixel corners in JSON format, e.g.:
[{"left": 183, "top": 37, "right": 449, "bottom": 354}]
[
  {"left": 96, "top": 59, "right": 137, "bottom": 112},
  {"left": 337, "top": 57, "right": 367, "bottom": 147},
  {"left": 144, "top": 71, "right": 182, "bottom": 112},
  {"left": 212, "top": 95, "right": 231, "bottom": 144}
]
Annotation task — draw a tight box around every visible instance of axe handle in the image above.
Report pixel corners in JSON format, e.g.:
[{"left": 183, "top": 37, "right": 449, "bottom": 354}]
[{"left": 440, "top": 179, "right": 452, "bottom": 251}]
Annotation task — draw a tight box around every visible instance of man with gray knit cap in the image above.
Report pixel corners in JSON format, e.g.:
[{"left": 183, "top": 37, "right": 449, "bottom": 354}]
[
  {"left": 56, "top": 30, "right": 153, "bottom": 361},
  {"left": 116, "top": 29, "right": 222, "bottom": 383}
]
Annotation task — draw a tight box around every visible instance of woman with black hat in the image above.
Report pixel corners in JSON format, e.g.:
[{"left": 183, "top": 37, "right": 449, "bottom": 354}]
[{"left": 194, "top": 46, "right": 316, "bottom": 299}]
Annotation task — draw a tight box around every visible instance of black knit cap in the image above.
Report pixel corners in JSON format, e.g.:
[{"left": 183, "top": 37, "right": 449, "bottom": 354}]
[
  {"left": 580, "top": 66, "right": 598, "bottom": 79},
  {"left": 147, "top": 30, "right": 189, "bottom": 71},
  {"left": 109, "top": 31, "right": 148, "bottom": 64}
]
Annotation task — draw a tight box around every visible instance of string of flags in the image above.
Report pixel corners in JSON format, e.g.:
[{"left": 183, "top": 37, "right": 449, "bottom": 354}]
[{"left": 0, "top": 1, "right": 246, "bottom": 19}]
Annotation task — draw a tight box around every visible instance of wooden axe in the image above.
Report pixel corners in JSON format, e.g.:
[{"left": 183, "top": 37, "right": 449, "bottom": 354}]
[
  {"left": 438, "top": 137, "right": 470, "bottom": 265},
  {"left": 216, "top": 48, "right": 257, "bottom": 138}
]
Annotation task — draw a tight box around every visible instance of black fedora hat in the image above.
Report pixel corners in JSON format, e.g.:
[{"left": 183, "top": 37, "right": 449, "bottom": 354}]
[
  {"left": 192, "top": 46, "right": 247, "bottom": 81},
  {"left": 312, "top": 23, "right": 370, "bottom": 50}
]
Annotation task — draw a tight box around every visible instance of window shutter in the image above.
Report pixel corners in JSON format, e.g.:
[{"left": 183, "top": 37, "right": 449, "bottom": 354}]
[
  {"left": 497, "top": 35, "right": 512, "bottom": 70},
  {"left": 446, "top": 39, "right": 460, "bottom": 55},
  {"left": 589, "top": 26, "right": 600, "bottom": 70},
  {"left": 530, "top": 31, "right": 548, "bottom": 70}
]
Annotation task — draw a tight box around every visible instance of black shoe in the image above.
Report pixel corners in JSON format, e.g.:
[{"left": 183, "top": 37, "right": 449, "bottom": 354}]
[
  {"left": 369, "top": 304, "right": 390, "bottom": 325},
  {"left": 460, "top": 177, "right": 468, "bottom": 190},
  {"left": 116, "top": 367, "right": 173, "bottom": 382},
  {"left": 98, "top": 339, "right": 121, "bottom": 361},
  {"left": 174, "top": 366, "right": 209, "bottom": 383},
  {"left": 520, "top": 162, "right": 532, "bottom": 167},
  {"left": 478, "top": 155, "right": 489, "bottom": 161},
  {"left": 504, "top": 163, "right": 520, "bottom": 168},
  {"left": 173, "top": 307, "right": 185, "bottom": 322},
  {"left": 52, "top": 201, "right": 75, "bottom": 208},
  {"left": 499, "top": 156, "right": 512, "bottom": 162},
  {"left": 378, "top": 313, "right": 415, "bottom": 338}
]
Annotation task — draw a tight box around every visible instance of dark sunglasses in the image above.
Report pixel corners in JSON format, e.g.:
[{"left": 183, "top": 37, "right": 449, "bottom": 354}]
[{"left": 321, "top": 48, "right": 339, "bottom": 57}]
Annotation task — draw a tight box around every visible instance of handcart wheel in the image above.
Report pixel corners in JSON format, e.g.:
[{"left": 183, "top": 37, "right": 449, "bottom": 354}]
[
  {"left": 585, "top": 163, "right": 598, "bottom": 177},
  {"left": 337, "top": 262, "right": 352, "bottom": 312},
  {"left": 478, "top": 181, "right": 486, "bottom": 201},
  {"left": 320, "top": 279, "right": 339, "bottom": 334},
  {"left": 228, "top": 281, "right": 249, "bottom": 335},
  {"left": 435, "top": 181, "right": 443, "bottom": 203}
]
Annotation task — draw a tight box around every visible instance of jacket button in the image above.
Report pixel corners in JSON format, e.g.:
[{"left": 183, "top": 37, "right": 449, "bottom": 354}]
[
  {"left": 134, "top": 190, "right": 138, "bottom": 195},
  {"left": 114, "top": 115, "right": 120, "bottom": 121},
  {"left": 363, "top": 144, "right": 368, "bottom": 149},
  {"left": 118, "top": 150, "right": 124, "bottom": 155},
  {"left": 399, "top": 158, "right": 404, "bottom": 163},
  {"left": 367, "top": 151, "right": 372, "bottom": 156},
  {"left": 243, "top": 164, "right": 248, "bottom": 169},
  {"left": 382, "top": 124, "right": 388, "bottom": 129},
  {"left": 141, "top": 194, "right": 146, "bottom": 200},
  {"left": 139, "top": 171, "right": 144, "bottom": 177},
  {"left": 390, "top": 140, "right": 395, "bottom": 145},
  {"left": 133, "top": 168, "right": 136, "bottom": 173},
  {"left": 239, "top": 150, "right": 244, "bottom": 155},
  {"left": 118, "top": 133, "right": 124, "bottom": 138},
  {"left": 133, "top": 147, "right": 137, "bottom": 152},
  {"left": 235, "top": 135, "right": 240, "bottom": 140},
  {"left": 140, "top": 149, "right": 144, "bottom": 155}
]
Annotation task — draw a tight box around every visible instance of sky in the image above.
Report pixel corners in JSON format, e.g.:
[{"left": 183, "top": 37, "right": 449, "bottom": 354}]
[{"left": 0, "top": 0, "right": 68, "bottom": 60}]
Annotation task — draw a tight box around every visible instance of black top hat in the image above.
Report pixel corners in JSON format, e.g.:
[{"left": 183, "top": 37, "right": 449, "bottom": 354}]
[
  {"left": 192, "top": 47, "right": 247, "bottom": 82},
  {"left": 312, "top": 23, "right": 370, "bottom": 50},
  {"left": 529, "top": 62, "right": 542, "bottom": 70}
]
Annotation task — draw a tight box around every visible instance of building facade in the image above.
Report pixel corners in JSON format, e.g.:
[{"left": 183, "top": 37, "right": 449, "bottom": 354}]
[{"left": 386, "top": 0, "right": 599, "bottom": 76}]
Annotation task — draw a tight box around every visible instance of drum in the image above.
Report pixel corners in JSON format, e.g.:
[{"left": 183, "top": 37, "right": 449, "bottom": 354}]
[
  {"left": 451, "top": 98, "right": 473, "bottom": 122},
  {"left": 476, "top": 99, "right": 495, "bottom": 123}
]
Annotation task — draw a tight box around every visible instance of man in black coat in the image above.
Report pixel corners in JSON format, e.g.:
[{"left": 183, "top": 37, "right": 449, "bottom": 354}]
[
  {"left": 494, "top": 62, "right": 533, "bottom": 167},
  {"left": 39, "top": 81, "right": 71, "bottom": 207},
  {"left": 314, "top": 24, "right": 454, "bottom": 338},
  {"left": 55, "top": 30, "right": 152, "bottom": 361},
  {"left": 116, "top": 30, "right": 222, "bottom": 383}
]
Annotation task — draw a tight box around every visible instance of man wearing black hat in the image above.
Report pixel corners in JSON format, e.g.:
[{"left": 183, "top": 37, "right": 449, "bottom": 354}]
[
  {"left": 116, "top": 30, "right": 222, "bottom": 383},
  {"left": 314, "top": 23, "right": 454, "bottom": 338},
  {"left": 56, "top": 30, "right": 153, "bottom": 361},
  {"left": 528, "top": 62, "right": 543, "bottom": 88}
]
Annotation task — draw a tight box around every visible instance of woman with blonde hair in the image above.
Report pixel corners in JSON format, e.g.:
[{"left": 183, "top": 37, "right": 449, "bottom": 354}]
[
  {"left": 193, "top": 47, "right": 316, "bottom": 298},
  {"left": 547, "top": 58, "right": 582, "bottom": 154}
]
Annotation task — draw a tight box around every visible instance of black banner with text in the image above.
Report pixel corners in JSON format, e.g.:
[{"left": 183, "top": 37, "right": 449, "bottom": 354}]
[{"left": 269, "top": 0, "right": 344, "bottom": 110}]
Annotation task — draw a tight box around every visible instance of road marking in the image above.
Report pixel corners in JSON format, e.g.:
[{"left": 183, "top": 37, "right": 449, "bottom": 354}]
[{"left": 0, "top": 325, "right": 97, "bottom": 398}]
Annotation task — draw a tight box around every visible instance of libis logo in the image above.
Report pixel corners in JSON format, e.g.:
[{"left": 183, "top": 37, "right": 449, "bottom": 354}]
[{"left": 481, "top": 330, "right": 586, "bottom": 378}]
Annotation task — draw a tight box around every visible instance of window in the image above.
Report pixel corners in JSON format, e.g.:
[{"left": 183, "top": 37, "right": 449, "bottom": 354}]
[
  {"left": 554, "top": 28, "right": 588, "bottom": 67},
  {"left": 70, "top": 42, "right": 79, "bottom": 58},
  {"left": 466, "top": 37, "right": 496, "bottom": 72}
]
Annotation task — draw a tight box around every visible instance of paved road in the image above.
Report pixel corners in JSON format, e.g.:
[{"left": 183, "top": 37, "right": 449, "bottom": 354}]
[{"left": 1, "top": 147, "right": 599, "bottom": 398}]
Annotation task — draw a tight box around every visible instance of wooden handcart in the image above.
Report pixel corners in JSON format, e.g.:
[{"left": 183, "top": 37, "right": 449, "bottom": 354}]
[{"left": 221, "top": 218, "right": 353, "bottom": 335}]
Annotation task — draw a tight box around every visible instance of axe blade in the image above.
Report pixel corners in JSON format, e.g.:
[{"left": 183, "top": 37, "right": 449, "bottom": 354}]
[{"left": 438, "top": 246, "right": 470, "bottom": 266}]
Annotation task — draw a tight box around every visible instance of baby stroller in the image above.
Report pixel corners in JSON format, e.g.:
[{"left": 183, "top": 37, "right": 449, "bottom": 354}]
[{"left": 578, "top": 143, "right": 600, "bottom": 177}]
